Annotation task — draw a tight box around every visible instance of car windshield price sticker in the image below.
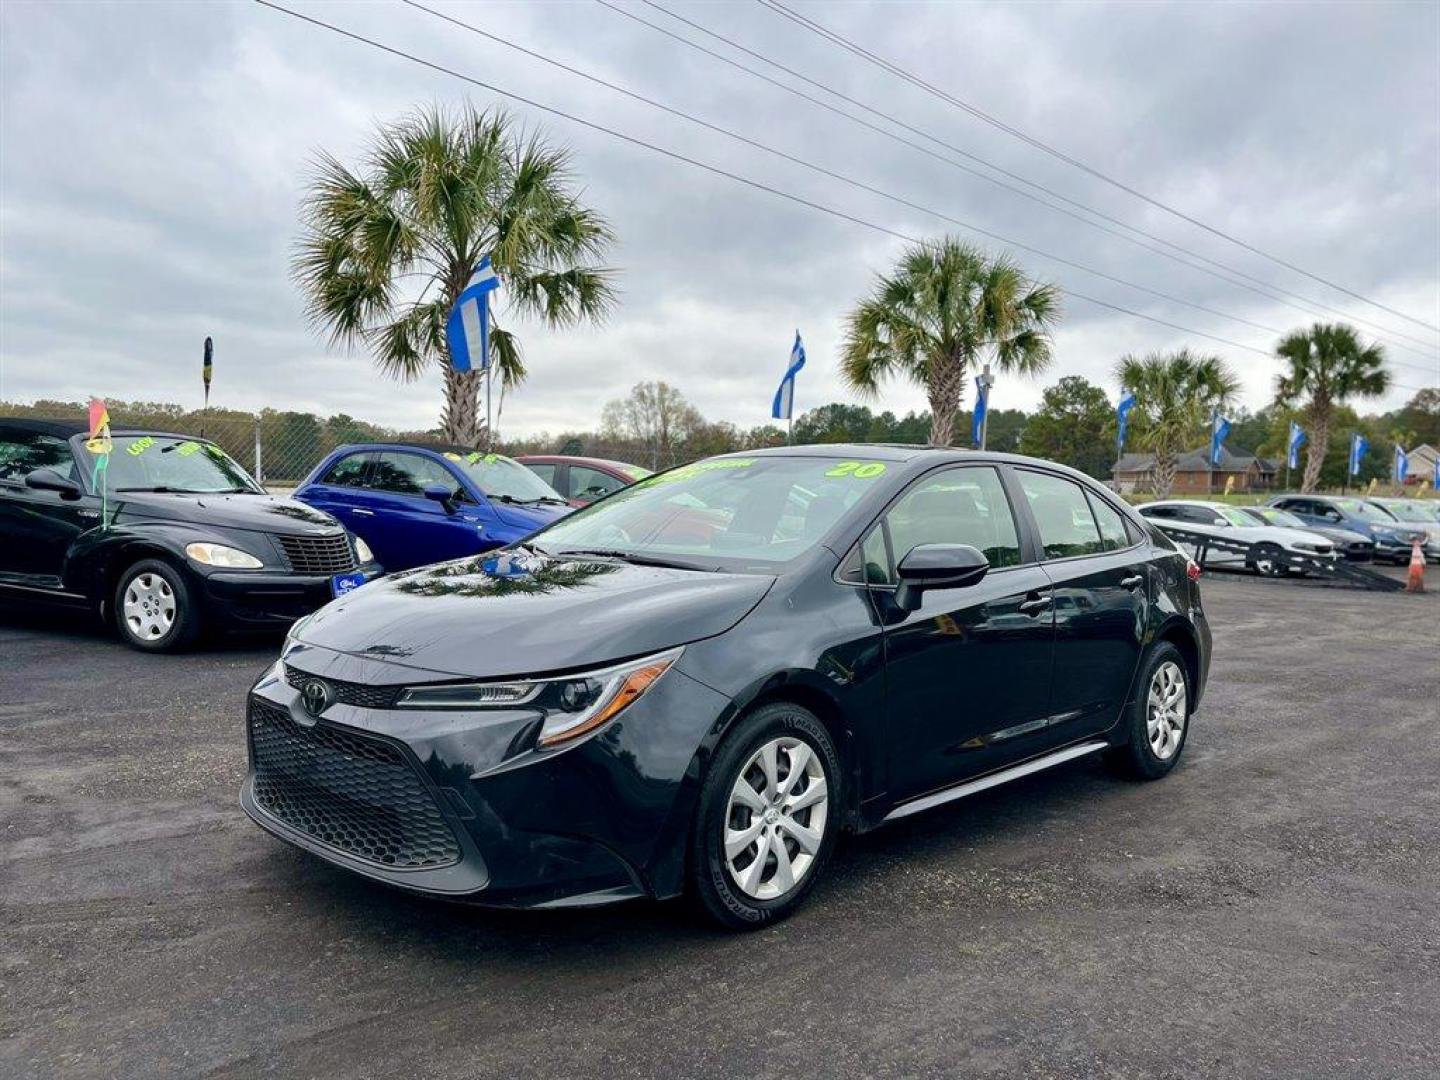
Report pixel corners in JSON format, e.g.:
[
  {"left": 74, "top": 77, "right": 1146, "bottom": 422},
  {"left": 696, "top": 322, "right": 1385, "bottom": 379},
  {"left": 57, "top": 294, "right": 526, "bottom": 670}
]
[{"left": 825, "top": 461, "right": 887, "bottom": 479}]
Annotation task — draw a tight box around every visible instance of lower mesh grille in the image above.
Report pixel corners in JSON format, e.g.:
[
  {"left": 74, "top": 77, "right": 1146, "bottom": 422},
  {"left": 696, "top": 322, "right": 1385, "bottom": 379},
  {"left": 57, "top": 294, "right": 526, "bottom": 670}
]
[{"left": 248, "top": 698, "right": 460, "bottom": 869}]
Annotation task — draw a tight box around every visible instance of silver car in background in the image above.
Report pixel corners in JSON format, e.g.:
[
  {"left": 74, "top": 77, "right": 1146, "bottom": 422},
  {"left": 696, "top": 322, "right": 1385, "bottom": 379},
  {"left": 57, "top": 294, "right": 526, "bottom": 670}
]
[
  {"left": 1236, "top": 505, "right": 1375, "bottom": 561},
  {"left": 1364, "top": 498, "right": 1440, "bottom": 562},
  {"left": 1136, "top": 499, "right": 1337, "bottom": 576}
]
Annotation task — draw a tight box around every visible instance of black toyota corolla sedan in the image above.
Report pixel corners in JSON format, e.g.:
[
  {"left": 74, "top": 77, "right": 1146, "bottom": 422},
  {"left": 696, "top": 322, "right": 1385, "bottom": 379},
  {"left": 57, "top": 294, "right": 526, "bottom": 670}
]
[{"left": 243, "top": 445, "right": 1210, "bottom": 928}]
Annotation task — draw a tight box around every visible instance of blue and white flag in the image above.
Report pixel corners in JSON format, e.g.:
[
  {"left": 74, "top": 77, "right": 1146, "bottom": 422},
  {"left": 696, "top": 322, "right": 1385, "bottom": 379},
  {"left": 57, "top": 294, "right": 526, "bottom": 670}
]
[
  {"left": 771, "top": 330, "right": 806, "bottom": 420},
  {"left": 1287, "top": 421, "right": 1306, "bottom": 470},
  {"left": 1394, "top": 444, "right": 1409, "bottom": 484},
  {"left": 971, "top": 375, "right": 990, "bottom": 447},
  {"left": 1349, "top": 432, "right": 1369, "bottom": 477},
  {"left": 1210, "top": 412, "right": 1232, "bottom": 466},
  {"left": 445, "top": 256, "right": 500, "bottom": 373},
  {"left": 1115, "top": 391, "right": 1137, "bottom": 451}
]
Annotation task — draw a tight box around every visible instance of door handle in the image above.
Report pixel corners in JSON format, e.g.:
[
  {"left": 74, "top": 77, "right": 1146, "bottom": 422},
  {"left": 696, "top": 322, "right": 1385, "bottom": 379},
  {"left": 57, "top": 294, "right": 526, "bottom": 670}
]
[
  {"left": 1018, "top": 594, "right": 1052, "bottom": 615},
  {"left": 1120, "top": 574, "right": 1145, "bottom": 590},
  {"left": 349, "top": 508, "right": 374, "bottom": 516}
]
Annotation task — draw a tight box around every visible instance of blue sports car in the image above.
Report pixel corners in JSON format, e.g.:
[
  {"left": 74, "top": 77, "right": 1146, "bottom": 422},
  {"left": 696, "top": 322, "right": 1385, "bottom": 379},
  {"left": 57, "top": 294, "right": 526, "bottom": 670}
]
[{"left": 295, "top": 444, "right": 570, "bottom": 572}]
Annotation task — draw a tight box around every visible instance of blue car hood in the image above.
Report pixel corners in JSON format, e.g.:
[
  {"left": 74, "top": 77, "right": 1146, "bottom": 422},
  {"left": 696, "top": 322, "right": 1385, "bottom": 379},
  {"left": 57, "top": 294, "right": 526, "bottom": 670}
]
[
  {"left": 292, "top": 549, "right": 775, "bottom": 679},
  {"left": 492, "top": 501, "right": 569, "bottom": 533}
]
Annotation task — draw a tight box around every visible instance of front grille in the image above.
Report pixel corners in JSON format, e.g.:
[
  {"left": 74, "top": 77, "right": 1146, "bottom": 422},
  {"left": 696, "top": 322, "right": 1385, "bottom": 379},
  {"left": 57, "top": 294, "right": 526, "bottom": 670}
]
[
  {"left": 276, "top": 531, "right": 356, "bottom": 576},
  {"left": 284, "top": 664, "right": 405, "bottom": 709},
  {"left": 248, "top": 697, "right": 460, "bottom": 869}
]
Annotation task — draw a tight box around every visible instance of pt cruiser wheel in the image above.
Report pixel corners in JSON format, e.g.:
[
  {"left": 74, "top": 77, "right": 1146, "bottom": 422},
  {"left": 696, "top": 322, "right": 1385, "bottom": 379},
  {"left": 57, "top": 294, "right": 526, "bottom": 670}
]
[
  {"left": 691, "top": 703, "right": 841, "bottom": 929},
  {"left": 114, "top": 559, "right": 201, "bottom": 652}
]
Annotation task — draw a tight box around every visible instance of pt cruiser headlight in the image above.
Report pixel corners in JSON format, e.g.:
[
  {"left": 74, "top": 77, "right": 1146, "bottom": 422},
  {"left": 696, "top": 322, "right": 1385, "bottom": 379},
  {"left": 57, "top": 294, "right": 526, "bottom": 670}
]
[
  {"left": 353, "top": 536, "right": 374, "bottom": 563},
  {"left": 396, "top": 647, "right": 682, "bottom": 749},
  {"left": 186, "top": 542, "right": 263, "bottom": 569}
]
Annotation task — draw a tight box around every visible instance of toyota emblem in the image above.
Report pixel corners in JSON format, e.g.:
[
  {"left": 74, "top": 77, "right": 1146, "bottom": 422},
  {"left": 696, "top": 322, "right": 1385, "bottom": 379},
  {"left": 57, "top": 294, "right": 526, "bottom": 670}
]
[{"left": 300, "top": 679, "right": 333, "bottom": 717}]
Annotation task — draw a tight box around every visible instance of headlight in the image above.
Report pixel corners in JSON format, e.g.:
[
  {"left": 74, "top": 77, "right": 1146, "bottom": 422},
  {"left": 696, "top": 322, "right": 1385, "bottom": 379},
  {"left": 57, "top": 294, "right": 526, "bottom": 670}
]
[
  {"left": 353, "top": 535, "right": 374, "bottom": 563},
  {"left": 396, "top": 648, "right": 682, "bottom": 749},
  {"left": 185, "top": 542, "right": 263, "bottom": 569}
]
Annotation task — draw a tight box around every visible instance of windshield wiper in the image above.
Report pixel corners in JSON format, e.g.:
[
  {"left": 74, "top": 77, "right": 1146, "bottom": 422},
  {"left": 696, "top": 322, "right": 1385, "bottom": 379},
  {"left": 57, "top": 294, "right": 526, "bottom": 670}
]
[
  {"left": 491, "top": 494, "right": 568, "bottom": 506},
  {"left": 115, "top": 485, "right": 211, "bottom": 494},
  {"left": 553, "top": 547, "right": 707, "bottom": 571}
]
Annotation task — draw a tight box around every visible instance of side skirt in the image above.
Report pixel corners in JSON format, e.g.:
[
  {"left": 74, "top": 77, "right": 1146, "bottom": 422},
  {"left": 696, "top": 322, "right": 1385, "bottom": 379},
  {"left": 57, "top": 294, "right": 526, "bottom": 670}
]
[{"left": 881, "top": 740, "right": 1110, "bottom": 823}]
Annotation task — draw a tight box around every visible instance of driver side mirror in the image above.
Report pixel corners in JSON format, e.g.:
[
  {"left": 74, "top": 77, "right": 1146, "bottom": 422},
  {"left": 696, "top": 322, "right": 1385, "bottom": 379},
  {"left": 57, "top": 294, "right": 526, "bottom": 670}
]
[
  {"left": 893, "top": 543, "right": 989, "bottom": 612},
  {"left": 423, "top": 483, "right": 459, "bottom": 515},
  {"left": 25, "top": 468, "right": 82, "bottom": 500}
]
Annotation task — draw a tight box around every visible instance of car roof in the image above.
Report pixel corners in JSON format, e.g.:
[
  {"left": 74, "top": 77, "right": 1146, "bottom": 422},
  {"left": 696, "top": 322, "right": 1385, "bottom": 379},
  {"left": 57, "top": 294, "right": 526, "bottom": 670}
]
[
  {"left": 0, "top": 417, "right": 187, "bottom": 439},
  {"left": 328, "top": 441, "right": 517, "bottom": 458},
  {"left": 514, "top": 454, "right": 643, "bottom": 471}
]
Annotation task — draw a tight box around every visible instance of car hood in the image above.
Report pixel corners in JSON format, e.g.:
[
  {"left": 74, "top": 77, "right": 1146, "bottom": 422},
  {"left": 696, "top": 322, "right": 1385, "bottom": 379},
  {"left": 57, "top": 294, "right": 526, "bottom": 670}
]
[
  {"left": 111, "top": 491, "right": 341, "bottom": 534},
  {"left": 490, "top": 500, "right": 570, "bottom": 532},
  {"left": 1306, "top": 525, "right": 1372, "bottom": 544},
  {"left": 292, "top": 549, "right": 775, "bottom": 679}
]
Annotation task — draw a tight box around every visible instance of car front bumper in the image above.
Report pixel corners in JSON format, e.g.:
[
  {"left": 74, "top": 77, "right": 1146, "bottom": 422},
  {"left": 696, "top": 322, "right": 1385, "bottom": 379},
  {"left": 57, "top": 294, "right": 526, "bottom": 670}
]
[
  {"left": 240, "top": 644, "right": 729, "bottom": 908},
  {"left": 201, "top": 563, "right": 383, "bottom": 628}
]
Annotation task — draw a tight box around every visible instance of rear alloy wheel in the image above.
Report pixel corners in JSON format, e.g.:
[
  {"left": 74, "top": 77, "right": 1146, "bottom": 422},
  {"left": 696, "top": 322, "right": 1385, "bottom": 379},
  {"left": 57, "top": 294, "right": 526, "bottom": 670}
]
[
  {"left": 114, "top": 558, "right": 201, "bottom": 652},
  {"left": 690, "top": 703, "right": 840, "bottom": 929},
  {"left": 1109, "top": 641, "right": 1191, "bottom": 780}
]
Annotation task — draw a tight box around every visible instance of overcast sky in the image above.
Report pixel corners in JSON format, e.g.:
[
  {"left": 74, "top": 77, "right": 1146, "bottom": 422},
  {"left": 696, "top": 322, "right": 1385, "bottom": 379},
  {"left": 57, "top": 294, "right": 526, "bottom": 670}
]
[{"left": 2, "top": 0, "right": 1437, "bottom": 438}]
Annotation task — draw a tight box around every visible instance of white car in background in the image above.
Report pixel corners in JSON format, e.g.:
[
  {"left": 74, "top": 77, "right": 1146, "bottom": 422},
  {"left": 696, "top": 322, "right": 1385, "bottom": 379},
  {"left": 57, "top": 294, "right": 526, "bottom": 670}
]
[{"left": 1136, "top": 499, "right": 1338, "bottom": 576}]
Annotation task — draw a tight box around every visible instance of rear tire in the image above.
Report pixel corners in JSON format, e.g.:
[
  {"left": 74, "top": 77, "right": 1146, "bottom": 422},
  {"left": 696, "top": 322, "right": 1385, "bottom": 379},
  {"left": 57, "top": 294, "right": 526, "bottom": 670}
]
[
  {"left": 689, "top": 702, "right": 841, "bottom": 930},
  {"left": 1247, "top": 543, "right": 1286, "bottom": 577},
  {"left": 114, "top": 558, "right": 201, "bottom": 653},
  {"left": 1108, "top": 642, "right": 1191, "bottom": 781}
]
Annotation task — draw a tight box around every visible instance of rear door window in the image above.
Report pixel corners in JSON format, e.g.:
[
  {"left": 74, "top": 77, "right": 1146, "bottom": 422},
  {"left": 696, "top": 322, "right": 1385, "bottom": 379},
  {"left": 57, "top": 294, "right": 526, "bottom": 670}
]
[
  {"left": 1086, "top": 491, "right": 1132, "bottom": 551},
  {"left": 1016, "top": 471, "right": 1104, "bottom": 559}
]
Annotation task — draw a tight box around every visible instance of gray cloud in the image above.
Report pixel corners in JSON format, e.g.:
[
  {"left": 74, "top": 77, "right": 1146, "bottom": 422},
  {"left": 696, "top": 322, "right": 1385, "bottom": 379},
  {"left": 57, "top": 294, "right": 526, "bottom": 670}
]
[{"left": 2, "top": 0, "right": 1436, "bottom": 438}]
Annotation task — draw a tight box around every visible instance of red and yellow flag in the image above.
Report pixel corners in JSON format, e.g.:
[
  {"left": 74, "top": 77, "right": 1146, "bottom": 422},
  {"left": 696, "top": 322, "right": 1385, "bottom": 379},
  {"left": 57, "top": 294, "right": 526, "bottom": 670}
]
[{"left": 85, "top": 397, "right": 112, "bottom": 454}]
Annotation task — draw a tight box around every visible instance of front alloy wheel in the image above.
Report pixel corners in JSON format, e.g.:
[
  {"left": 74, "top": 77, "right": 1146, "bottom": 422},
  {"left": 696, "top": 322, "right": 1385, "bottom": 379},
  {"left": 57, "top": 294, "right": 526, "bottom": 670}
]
[
  {"left": 691, "top": 703, "right": 841, "bottom": 929},
  {"left": 724, "top": 737, "right": 830, "bottom": 900}
]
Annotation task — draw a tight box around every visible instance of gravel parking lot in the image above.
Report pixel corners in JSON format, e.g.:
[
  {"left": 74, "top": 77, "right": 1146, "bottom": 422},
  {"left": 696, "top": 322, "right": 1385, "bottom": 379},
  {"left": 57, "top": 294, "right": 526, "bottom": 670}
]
[{"left": 2, "top": 577, "right": 1437, "bottom": 1079}]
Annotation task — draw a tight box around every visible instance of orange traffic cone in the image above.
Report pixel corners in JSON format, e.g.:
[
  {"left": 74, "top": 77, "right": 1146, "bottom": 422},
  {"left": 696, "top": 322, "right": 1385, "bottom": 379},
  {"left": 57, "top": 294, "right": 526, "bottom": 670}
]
[{"left": 1405, "top": 538, "right": 1425, "bottom": 593}]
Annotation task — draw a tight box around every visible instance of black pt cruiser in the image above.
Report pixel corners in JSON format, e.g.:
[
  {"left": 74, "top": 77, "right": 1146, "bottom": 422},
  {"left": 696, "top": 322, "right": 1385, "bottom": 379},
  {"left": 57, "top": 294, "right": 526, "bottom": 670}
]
[
  {"left": 243, "top": 445, "right": 1210, "bottom": 928},
  {"left": 0, "top": 418, "right": 381, "bottom": 651}
]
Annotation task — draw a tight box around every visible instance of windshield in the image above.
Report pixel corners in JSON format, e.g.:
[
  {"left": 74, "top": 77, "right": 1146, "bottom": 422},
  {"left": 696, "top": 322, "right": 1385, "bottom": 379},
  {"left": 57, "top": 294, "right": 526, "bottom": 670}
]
[
  {"left": 617, "top": 463, "right": 653, "bottom": 480},
  {"left": 95, "top": 436, "right": 261, "bottom": 493},
  {"left": 444, "top": 451, "right": 564, "bottom": 503},
  {"left": 529, "top": 455, "right": 883, "bottom": 569},
  {"left": 1335, "top": 498, "right": 1393, "bottom": 522},
  {"left": 1217, "top": 507, "right": 1255, "bottom": 527},
  {"left": 1375, "top": 500, "right": 1432, "bottom": 523},
  {"left": 1246, "top": 507, "right": 1306, "bottom": 528}
]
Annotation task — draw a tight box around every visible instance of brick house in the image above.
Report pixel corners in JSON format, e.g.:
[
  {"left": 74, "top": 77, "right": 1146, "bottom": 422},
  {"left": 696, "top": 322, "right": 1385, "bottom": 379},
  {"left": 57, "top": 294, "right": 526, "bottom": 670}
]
[{"left": 1112, "top": 443, "right": 1279, "bottom": 495}]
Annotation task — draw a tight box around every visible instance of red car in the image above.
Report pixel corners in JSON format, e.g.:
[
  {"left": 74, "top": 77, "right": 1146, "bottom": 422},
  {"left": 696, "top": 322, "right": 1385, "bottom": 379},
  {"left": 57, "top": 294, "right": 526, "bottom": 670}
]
[{"left": 515, "top": 455, "right": 652, "bottom": 506}]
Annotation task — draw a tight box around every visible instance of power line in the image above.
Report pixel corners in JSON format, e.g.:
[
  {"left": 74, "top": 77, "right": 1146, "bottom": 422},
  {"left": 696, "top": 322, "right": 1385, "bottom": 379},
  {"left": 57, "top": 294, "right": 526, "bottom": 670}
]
[
  {"left": 401, "top": 1, "right": 1313, "bottom": 349},
  {"left": 620, "top": 0, "right": 1439, "bottom": 361},
  {"left": 757, "top": 0, "right": 1440, "bottom": 336},
  {"left": 250, "top": 0, "right": 1436, "bottom": 397}
]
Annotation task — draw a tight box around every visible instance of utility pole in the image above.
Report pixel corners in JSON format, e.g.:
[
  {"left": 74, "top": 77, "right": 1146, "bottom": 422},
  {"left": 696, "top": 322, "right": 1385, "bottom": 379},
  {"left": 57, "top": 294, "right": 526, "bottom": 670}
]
[{"left": 977, "top": 364, "right": 994, "bottom": 450}]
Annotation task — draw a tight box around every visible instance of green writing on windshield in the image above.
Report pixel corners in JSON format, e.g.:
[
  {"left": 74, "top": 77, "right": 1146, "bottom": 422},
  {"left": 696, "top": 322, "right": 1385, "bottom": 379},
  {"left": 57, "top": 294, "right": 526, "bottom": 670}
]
[
  {"left": 126, "top": 436, "right": 155, "bottom": 457},
  {"left": 637, "top": 458, "right": 756, "bottom": 487},
  {"left": 825, "top": 461, "right": 887, "bottom": 479},
  {"left": 176, "top": 441, "right": 202, "bottom": 457}
]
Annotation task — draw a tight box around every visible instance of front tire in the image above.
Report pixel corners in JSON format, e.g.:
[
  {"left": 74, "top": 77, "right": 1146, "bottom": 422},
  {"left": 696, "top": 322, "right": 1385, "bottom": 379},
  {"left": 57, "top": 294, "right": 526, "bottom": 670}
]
[
  {"left": 1109, "top": 642, "right": 1191, "bottom": 780},
  {"left": 114, "top": 558, "right": 201, "bottom": 653},
  {"left": 1247, "top": 543, "right": 1286, "bottom": 577},
  {"left": 689, "top": 702, "right": 841, "bottom": 930}
]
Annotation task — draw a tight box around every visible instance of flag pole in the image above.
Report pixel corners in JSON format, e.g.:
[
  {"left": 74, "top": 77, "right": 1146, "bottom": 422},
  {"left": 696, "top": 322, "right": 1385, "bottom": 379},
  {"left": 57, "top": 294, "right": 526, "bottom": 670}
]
[
  {"left": 978, "top": 364, "right": 993, "bottom": 450},
  {"left": 484, "top": 299, "right": 493, "bottom": 449}
]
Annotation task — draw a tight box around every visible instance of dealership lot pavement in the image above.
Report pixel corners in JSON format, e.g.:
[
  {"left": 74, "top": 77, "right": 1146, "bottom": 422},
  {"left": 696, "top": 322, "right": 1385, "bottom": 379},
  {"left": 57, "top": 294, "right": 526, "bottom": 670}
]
[{"left": 2, "top": 579, "right": 1437, "bottom": 1079}]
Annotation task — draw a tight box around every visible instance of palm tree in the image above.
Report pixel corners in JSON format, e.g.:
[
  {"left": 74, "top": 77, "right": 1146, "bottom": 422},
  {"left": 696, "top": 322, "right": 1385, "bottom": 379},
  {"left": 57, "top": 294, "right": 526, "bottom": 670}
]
[
  {"left": 1115, "top": 349, "right": 1239, "bottom": 498},
  {"left": 842, "top": 238, "right": 1060, "bottom": 445},
  {"left": 294, "top": 105, "right": 617, "bottom": 445},
  {"left": 1274, "top": 323, "right": 1388, "bottom": 492}
]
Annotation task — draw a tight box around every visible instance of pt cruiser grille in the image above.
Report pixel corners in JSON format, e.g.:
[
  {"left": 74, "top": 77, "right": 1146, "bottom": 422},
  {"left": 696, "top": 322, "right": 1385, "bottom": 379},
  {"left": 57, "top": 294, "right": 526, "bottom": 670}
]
[
  {"left": 276, "top": 532, "right": 356, "bottom": 576},
  {"left": 248, "top": 698, "right": 460, "bottom": 869}
]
